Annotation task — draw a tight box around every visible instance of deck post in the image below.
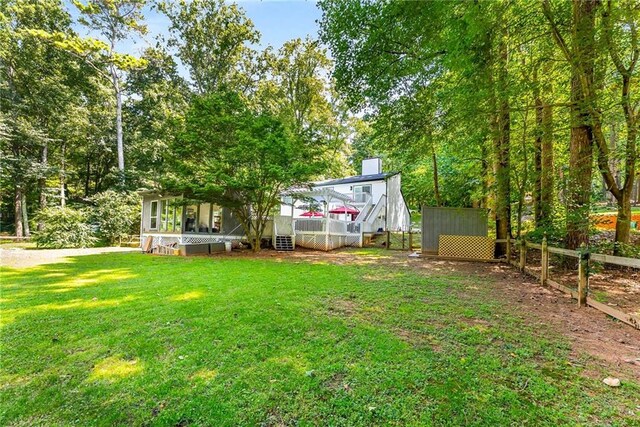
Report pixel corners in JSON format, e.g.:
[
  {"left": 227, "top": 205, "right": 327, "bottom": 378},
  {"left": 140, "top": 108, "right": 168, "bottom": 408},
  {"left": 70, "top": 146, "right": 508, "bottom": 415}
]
[
  {"left": 541, "top": 237, "right": 549, "bottom": 286},
  {"left": 578, "top": 245, "right": 589, "bottom": 307},
  {"left": 325, "top": 218, "right": 330, "bottom": 251},
  {"left": 519, "top": 239, "right": 527, "bottom": 272}
]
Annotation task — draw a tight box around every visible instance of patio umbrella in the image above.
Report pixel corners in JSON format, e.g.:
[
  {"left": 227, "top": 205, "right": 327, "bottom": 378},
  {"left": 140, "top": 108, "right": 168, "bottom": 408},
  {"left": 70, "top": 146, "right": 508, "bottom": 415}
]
[
  {"left": 328, "top": 207, "right": 360, "bottom": 215},
  {"left": 300, "top": 211, "right": 324, "bottom": 217},
  {"left": 328, "top": 206, "right": 359, "bottom": 221}
]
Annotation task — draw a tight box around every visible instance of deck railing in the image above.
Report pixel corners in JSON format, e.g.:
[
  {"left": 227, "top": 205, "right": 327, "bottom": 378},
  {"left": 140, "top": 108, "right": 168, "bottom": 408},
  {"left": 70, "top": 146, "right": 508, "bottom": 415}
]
[
  {"left": 294, "top": 219, "right": 325, "bottom": 232},
  {"left": 294, "top": 218, "right": 361, "bottom": 235}
]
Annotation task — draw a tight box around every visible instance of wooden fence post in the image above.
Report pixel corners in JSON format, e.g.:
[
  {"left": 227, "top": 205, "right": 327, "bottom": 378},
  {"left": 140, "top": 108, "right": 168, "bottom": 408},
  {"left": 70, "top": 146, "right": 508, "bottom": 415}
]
[
  {"left": 541, "top": 237, "right": 549, "bottom": 286},
  {"left": 578, "top": 246, "right": 589, "bottom": 307},
  {"left": 519, "top": 239, "right": 527, "bottom": 272},
  {"left": 386, "top": 230, "right": 390, "bottom": 249},
  {"left": 408, "top": 232, "right": 413, "bottom": 251}
]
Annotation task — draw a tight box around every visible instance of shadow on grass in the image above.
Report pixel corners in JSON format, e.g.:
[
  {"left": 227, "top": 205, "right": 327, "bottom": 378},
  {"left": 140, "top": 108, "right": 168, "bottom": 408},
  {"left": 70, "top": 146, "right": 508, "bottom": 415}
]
[{"left": 0, "top": 252, "right": 638, "bottom": 426}]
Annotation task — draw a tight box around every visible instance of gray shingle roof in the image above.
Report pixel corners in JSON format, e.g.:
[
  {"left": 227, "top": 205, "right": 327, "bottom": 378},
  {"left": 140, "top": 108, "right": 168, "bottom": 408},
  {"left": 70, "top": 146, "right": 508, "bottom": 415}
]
[{"left": 314, "top": 172, "right": 394, "bottom": 187}]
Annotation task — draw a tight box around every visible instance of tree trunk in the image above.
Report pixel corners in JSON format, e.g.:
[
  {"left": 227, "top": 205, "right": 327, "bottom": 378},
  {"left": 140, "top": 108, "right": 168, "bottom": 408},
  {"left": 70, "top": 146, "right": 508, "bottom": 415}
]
[
  {"left": 615, "top": 191, "right": 631, "bottom": 248},
  {"left": 60, "top": 141, "right": 66, "bottom": 208},
  {"left": 431, "top": 143, "right": 441, "bottom": 207},
  {"left": 534, "top": 92, "right": 543, "bottom": 225},
  {"left": 494, "top": 28, "right": 511, "bottom": 257},
  {"left": 84, "top": 156, "right": 91, "bottom": 198},
  {"left": 14, "top": 186, "right": 23, "bottom": 238},
  {"left": 110, "top": 64, "right": 125, "bottom": 182},
  {"left": 565, "top": 0, "right": 597, "bottom": 250},
  {"left": 566, "top": 79, "right": 593, "bottom": 250},
  {"left": 540, "top": 103, "right": 554, "bottom": 225},
  {"left": 21, "top": 192, "right": 30, "bottom": 237},
  {"left": 481, "top": 141, "right": 490, "bottom": 210},
  {"left": 517, "top": 109, "right": 529, "bottom": 239},
  {"left": 613, "top": 125, "right": 637, "bottom": 247},
  {"left": 38, "top": 142, "right": 48, "bottom": 231}
]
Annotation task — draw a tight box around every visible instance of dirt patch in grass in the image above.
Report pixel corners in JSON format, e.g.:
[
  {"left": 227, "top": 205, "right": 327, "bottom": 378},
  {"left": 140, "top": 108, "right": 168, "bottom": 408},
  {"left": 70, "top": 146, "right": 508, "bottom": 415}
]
[
  {"left": 408, "top": 257, "right": 640, "bottom": 382},
  {"left": 323, "top": 371, "right": 350, "bottom": 392},
  {"left": 393, "top": 328, "right": 443, "bottom": 351},
  {"left": 327, "top": 298, "right": 359, "bottom": 318}
]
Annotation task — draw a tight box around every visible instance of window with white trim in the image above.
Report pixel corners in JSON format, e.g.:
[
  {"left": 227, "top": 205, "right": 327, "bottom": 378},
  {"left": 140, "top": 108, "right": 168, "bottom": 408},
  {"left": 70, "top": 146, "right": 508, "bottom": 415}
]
[
  {"left": 353, "top": 185, "right": 372, "bottom": 203},
  {"left": 149, "top": 200, "right": 159, "bottom": 230}
]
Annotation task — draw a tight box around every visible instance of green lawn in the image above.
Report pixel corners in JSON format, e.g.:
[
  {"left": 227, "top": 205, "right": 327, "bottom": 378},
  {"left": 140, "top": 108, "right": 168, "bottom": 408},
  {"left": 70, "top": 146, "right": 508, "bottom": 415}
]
[{"left": 1, "top": 252, "right": 638, "bottom": 426}]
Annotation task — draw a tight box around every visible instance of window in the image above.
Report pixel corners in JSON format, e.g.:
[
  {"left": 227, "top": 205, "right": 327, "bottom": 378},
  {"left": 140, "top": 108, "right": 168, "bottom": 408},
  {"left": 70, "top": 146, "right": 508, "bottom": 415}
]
[
  {"left": 185, "top": 205, "right": 197, "bottom": 233},
  {"left": 212, "top": 205, "right": 222, "bottom": 233},
  {"left": 353, "top": 185, "right": 372, "bottom": 203},
  {"left": 174, "top": 205, "right": 183, "bottom": 232},
  {"left": 160, "top": 200, "right": 174, "bottom": 232},
  {"left": 150, "top": 200, "right": 159, "bottom": 230},
  {"left": 198, "top": 204, "right": 211, "bottom": 233}
]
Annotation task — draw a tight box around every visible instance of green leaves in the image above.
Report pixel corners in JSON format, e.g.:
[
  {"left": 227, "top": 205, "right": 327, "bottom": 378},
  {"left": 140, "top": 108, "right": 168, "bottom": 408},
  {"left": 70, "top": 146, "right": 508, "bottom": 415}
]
[
  {"left": 165, "top": 90, "right": 325, "bottom": 249},
  {"left": 159, "top": 0, "right": 259, "bottom": 94},
  {"left": 32, "top": 206, "right": 97, "bottom": 248}
]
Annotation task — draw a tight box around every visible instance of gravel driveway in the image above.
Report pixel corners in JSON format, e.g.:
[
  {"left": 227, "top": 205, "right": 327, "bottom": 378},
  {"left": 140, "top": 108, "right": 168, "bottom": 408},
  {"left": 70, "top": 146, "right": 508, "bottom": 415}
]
[{"left": 0, "top": 247, "right": 139, "bottom": 269}]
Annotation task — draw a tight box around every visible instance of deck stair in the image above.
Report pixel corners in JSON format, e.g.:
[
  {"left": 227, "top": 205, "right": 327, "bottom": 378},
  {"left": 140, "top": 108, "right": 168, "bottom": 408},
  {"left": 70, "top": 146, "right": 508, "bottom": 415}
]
[{"left": 274, "top": 235, "right": 294, "bottom": 251}]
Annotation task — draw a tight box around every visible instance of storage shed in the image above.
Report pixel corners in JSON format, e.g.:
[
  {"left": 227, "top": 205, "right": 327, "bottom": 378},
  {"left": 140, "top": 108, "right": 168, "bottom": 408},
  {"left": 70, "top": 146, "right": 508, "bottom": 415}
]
[{"left": 421, "top": 207, "right": 489, "bottom": 255}]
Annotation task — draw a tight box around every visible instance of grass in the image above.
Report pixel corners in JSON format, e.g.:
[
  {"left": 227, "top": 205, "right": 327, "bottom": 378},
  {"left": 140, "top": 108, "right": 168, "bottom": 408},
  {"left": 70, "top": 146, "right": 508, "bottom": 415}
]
[{"left": 1, "top": 251, "right": 639, "bottom": 426}]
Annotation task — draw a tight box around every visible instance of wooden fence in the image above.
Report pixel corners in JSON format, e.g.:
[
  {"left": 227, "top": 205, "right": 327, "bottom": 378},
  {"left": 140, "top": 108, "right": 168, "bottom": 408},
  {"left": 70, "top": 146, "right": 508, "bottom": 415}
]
[
  {"left": 384, "top": 231, "right": 421, "bottom": 251},
  {"left": 507, "top": 237, "right": 640, "bottom": 330}
]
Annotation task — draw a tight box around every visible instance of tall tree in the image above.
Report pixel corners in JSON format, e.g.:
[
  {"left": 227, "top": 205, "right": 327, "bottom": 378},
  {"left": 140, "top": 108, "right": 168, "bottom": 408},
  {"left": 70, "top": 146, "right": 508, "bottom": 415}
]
[
  {"left": 72, "top": 0, "right": 148, "bottom": 182},
  {"left": 159, "top": 0, "right": 259, "bottom": 94},
  {"left": 544, "top": 0, "right": 639, "bottom": 251},
  {"left": 600, "top": 0, "right": 639, "bottom": 249},
  {"left": 165, "top": 91, "right": 325, "bottom": 252},
  {"left": 0, "top": 0, "right": 83, "bottom": 236},
  {"left": 257, "top": 38, "right": 351, "bottom": 177}
]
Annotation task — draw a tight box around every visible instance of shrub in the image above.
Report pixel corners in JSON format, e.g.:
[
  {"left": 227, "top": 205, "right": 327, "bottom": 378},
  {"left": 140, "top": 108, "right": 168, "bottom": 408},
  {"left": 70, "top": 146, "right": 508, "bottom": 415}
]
[
  {"left": 89, "top": 190, "right": 140, "bottom": 245},
  {"left": 33, "top": 207, "right": 97, "bottom": 248}
]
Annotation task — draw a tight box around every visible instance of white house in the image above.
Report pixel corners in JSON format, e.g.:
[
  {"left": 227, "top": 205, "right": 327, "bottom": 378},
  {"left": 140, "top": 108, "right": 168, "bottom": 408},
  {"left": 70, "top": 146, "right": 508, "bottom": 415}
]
[
  {"left": 138, "top": 158, "right": 410, "bottom": 253},
  {"left": 280, "top": 158, "right": 411, "bottom": 250}
]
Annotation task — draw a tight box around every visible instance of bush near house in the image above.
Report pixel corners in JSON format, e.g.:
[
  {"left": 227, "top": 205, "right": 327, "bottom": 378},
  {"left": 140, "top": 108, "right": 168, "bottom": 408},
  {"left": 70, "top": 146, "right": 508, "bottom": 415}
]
[
  {"left": 31, "top": 191, "right": 139, "bottom": 249},
  {"left": 89, "top": 190, "right": 140, "bottom": 245},
  {"left": 32, "top": 207, "right": 97, "bottom": 248}
]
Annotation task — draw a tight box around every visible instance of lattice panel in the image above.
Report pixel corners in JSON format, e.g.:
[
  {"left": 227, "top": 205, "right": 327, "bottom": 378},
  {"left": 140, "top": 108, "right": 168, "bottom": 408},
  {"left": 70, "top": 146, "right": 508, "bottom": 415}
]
[
  {"left": 181, "top": 236, "right": 224, "bottom": 244},
  {"left": 344, "top": 235, "right": 363, "bottom": 247},
  {"left": 296, "top": 234, "right": 329, "bottom": 251},
  {"left": 295, "top": 233, "right": 363, "bottom": 251},
  {"left": 438, "top": 235, "right": 494, "bottom": 260}
]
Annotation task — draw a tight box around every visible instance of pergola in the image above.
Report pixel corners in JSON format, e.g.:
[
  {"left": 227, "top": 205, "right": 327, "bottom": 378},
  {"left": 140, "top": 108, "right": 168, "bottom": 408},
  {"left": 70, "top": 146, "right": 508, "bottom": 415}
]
[{"left": 283, "top": 188, "right": 355, "bottom": 218}]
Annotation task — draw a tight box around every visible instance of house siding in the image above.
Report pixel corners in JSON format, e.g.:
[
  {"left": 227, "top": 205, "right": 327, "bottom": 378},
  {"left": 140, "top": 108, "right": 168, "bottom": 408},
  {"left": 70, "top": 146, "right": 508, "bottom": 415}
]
[{"left": 386, "top": 174, "right": 410, "bottom": 231}]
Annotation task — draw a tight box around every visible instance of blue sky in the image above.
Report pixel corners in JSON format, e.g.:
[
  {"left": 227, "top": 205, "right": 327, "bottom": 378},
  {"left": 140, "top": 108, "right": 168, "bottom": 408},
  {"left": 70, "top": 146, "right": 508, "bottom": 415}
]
[{"left": 67, "top": 0, "right": 322, "bottom": 57}]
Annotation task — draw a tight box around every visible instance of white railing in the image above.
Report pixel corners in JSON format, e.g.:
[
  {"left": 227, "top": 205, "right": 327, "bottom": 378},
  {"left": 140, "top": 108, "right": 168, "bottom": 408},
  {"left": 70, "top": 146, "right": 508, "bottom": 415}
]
[
  {"left": 354, "top": 196, "right": 373, "bottom": 222},
  {"left": 274, "top": 215, "right": 293, "bottom": 236},
  {"left": 328, "top": 218, "right": 347, "bottom": 234},
  {"left": 346, "top": 221, "right": 361, "bottom": 234},
  {"left": 295, "top": 219, "right": 325, "bottom": 232},
  {"left": 294, "top": 218, "right": 361, "bottom": 235}
]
